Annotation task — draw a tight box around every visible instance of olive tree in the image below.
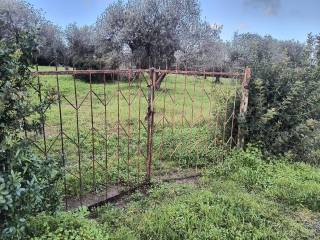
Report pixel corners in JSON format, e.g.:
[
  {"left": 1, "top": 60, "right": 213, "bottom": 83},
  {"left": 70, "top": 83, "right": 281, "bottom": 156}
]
[
  {"left": 0, "top": 0, "right": 42, "bottom": 37},
  {"left": 175, "top": 22, "right": 226, "bottom": 70},
  {"left": 37, "top": 22, "right": 66, "bottom": 66},
  {"left": 0, "top": 0, "right": 66, "bottom": 66},
  {"left": 96, "top": 0, "right": 202, "bottom": 68},
  {"left": 65, "top": 23, "right": 99, "bottom": 69},
  {"left": 229, "top": 33, "right": 306, "bottom": 72}
]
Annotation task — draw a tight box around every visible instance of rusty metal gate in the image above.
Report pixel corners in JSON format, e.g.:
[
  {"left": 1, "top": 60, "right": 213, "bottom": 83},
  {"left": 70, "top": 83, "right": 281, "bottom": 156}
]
[{"left": 29, "top": 66, "right": 247, "bottom": 210}]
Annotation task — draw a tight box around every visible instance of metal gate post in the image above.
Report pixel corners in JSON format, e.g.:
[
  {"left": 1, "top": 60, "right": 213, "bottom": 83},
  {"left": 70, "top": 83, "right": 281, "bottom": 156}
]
[
  {"left": 146, "top": 68, "right": 155, "bottom": 181},
  {"left": 237, "top": 67, "right": 251, "bottom": 148}
]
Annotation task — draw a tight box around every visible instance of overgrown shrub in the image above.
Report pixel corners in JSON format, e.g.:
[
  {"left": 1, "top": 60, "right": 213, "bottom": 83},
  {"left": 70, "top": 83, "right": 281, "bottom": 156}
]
[
  {"left": 245, "top": 62, "right": 320, "bottom": 163},
  {"left": 0, "top": 14, "right": 60, "bottom": 239}
]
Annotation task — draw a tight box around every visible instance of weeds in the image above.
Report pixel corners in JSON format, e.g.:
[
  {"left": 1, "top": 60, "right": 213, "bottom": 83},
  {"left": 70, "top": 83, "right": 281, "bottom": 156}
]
[
  {"left": 26, "top": 147, "right": 320, "bottom": 239},
  {"left": 209, "top": 146, "right": 320, "bottom": 211}
]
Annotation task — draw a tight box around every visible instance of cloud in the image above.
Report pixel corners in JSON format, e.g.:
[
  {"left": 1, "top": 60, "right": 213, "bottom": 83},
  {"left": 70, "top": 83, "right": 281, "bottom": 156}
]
[{"left": 244, "top": 0, "right": 281, "bottom": 16}]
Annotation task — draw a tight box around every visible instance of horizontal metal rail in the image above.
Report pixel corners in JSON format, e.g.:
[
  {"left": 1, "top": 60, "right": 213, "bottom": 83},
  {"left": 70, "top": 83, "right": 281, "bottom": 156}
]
[
  {"left": 31, "top": 69, "right": 244, "bottom": 78},
  {"left": 154, "top": 69, "right": 244, "bottom": 77}
]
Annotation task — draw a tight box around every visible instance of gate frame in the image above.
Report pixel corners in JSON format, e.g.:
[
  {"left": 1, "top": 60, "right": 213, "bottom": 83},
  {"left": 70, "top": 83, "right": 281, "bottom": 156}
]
[{"left": 31, "top": 67, "right": 250, "bottom": 210}]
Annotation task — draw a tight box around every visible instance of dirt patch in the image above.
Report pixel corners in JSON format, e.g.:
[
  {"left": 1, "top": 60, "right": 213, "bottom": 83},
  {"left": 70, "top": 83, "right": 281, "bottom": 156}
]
[{"left": 66, "top": 170, "right": 202, "bottom": 211}]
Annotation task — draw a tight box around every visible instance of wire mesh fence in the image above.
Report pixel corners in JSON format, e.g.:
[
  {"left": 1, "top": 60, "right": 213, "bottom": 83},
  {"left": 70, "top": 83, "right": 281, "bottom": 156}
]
[
  {"left": 149, "top": 68, "right": 243, "bottom": 182},
  {"left": 29, "top": 66, "right": 245, "bottom": 210}
]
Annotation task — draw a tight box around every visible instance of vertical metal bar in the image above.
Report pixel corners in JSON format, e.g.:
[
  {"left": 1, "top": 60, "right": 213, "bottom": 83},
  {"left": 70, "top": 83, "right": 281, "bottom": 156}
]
[
  {"left": 89, "top": 73, "right": 96, "bottom": 192},
  {"left": 55, "top": 62, "right": 67, "bottom": 209},
  {"left": 127, "top": 69, "right": 131, "bottom": 184},
  {"left": 210, "top": 73, "right": 216, "bottom": 145},
  {"left": 160, "top": 69, "right": 166, "bottom": 162},
  {"left": 117, "top": 73, "right": 120, "bottom": 184},
  {"left": 209, "top": 73, "right": 214, "bottom": 121},
  {"left": 191, "top": 70, "right": 196, "bottom": 126},
  {"left": 191, "top": 70, "right": 196, "bottom": 170},
  {"left": 73, "top": 67, "right": 83, "bottom": 206},
  {"left": 201, "top": 69, "right": 208, "bottom": 156},
  {"left": 146, "top": 68, "right": 155, "bottom": 181},
  {"left": 103, "top": 73, "right": 108, "bottom": 199},
  {"left": 200, "top": 69, "right": 205, "bottom": 120},
  {"left": 222, "top": 98, "right": 229, "bottom": 145},
  {"left": 179, "top": 66, "right": 188, "bottom": 168},
  {"left": 172, "top": 65, "right": 178, "bottom": 133},
  {"left": 137, "top": 71, "right": 142, "bottom": 183},
  {"left": 36, "top": 63, "right": 48, "bottom": 160},
  {"left": 229, "top": 77, "right": 238, "bottom": 149},
  {"left": 182, "top": 66, "right": 187, "bottom": 127},
  {"left": 173, "top": 64, "right": 178, "bottom": 128}
]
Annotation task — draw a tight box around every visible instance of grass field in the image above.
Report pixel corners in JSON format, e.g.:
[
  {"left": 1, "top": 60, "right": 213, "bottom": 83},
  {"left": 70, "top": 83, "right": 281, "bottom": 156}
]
[
  {"left": 27, "top": 147, "right": 320, "bottom": 239},
  {"left": 29, "top": 66, "right": 239, "bottom": 197},
  {"left": 26, "top": 67, "right": 320, "bottom": 239}
]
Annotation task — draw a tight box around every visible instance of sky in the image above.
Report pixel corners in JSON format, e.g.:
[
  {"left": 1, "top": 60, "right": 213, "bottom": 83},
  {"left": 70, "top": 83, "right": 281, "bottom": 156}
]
[{"left": 27, "top": 0, "right": 320, "bottom": 42}]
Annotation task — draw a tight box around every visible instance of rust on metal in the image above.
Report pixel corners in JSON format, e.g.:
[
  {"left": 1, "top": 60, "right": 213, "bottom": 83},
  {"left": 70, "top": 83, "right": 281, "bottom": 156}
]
[
  {"left": 237, "top": 67, "right": 251, "bottom": 148},
  {"left": 29, "top": 66, "right": 246, "bottom": 210},
  {"left": 146, "top": 68, "right": 156, "bottom": 181},
  {"left": 55, "top": 62, "right": 67, "bottom": 209},
  {"left": 32, "top": 69, "right": 244, "bottom": 78}
]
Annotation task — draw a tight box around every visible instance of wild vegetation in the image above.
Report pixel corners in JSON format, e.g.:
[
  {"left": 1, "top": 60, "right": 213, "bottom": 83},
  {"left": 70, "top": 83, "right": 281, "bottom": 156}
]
[
  {"left": 1, "top": 0, "right": 320, "bottom": 239},
  {"left": 28, "top": 67, "right": 236, "bottom": 197},
  {"left": 26, "top": 147, "right": 320, "bottom": 239},
  {"left": 0, "top": 13, "right": 60, "bottom": 239}
]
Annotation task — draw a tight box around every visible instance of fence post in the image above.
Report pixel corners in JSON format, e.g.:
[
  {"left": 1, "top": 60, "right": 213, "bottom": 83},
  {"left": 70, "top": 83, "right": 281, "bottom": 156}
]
[
  {"left": 146, "top": 68, "right": 155, "bottom": 181},
  {"left": 237, "top": 67, "right": 251, "bottom": 148}
]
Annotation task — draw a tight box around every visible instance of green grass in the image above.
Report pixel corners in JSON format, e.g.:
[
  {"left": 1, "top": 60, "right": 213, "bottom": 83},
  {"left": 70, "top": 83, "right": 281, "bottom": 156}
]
[
  {"left": 208, "top": 146, "right": 320, "bottom": 211},
  {"left": 25, "top": 67, "right": 320, "bottom": 239},
  {"left": 27, "top": 148, "right": 320, "bottom": 239},
  {"left": 32, "top": 66, "right": 237, "bottom": 131},
  {"left": 29, "top": 66, "right": 239, "bottom": 196}
]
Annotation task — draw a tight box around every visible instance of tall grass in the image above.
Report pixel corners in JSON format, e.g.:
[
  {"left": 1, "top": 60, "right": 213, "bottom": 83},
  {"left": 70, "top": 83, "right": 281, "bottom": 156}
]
[{"left": 29, "top": 66, "right": 239, "bottom": 196}]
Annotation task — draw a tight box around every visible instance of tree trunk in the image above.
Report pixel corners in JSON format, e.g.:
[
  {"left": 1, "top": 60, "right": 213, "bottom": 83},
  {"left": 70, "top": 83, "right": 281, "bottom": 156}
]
[
  {"left": 155, "top": 72, "right": 167, "bottom": 90},
  {"left": 214, "top": 76, "right": 221, "bottom": 84}
]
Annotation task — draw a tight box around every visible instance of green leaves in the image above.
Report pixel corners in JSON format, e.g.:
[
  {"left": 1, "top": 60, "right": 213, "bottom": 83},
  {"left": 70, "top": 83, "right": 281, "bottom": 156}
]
[
  {"left": 0, "top": 14, "right": 60, "bottom": 240},
  {"left": 246, "top": 64, "right": 320, "bottom": 162}
]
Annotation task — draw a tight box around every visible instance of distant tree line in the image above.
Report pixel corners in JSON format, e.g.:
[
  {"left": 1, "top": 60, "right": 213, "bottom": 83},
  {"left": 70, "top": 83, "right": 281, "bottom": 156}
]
[{"left": 2, "top": 0, "right": 319, "bottom": 72}]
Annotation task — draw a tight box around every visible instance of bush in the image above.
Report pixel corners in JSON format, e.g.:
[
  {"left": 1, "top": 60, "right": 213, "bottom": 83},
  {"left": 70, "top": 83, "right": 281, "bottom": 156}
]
[
  {"left": 0, "top": 14, "right": 60, "bottom": 239},
  {"left": 245, "top": 62, "right": 320, "bottom": 163}
]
